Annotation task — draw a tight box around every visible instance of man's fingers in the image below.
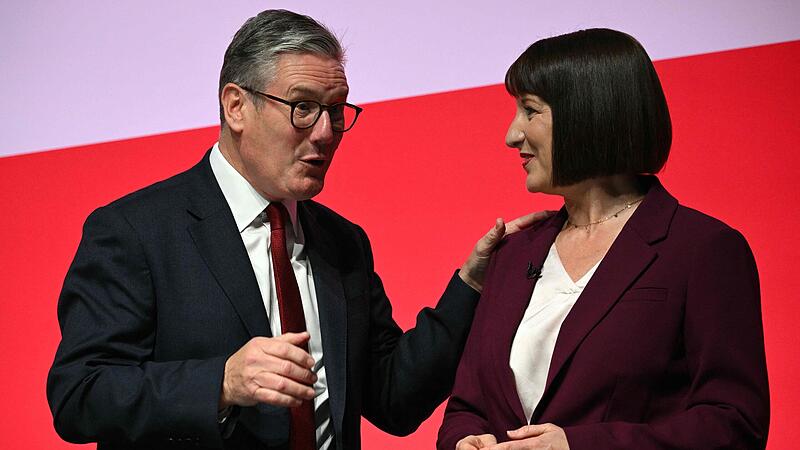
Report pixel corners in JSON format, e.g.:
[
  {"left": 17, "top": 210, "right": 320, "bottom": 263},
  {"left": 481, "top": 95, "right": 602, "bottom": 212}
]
[
  {"left": 260, "top": 334, "right": 315, "bottom": 369},
  {"left": 253, "top": 371, "right": 315, "bottom": 400},
  {"left": 478, "top": 210, "right": 556, "bottom": 249},
  {"left": 222, "top": 334, "right": 319, "bottom": 408},
  {"left": 252, "top": 386, "right": 304, "bottom": 407},
  {"left": 476, "top": 218, "right": 506, "bottom": 256},
  {"left": 275, "top": 331, "right": 311, "bottom": 346},
  {"left": 504, "top": 210, "right": 555, "bottom": 234},
  {"left": 263, "top": 353, "right": 317, "bottom": 385},
  {"left": 489, "top": 218, "right": 506, "bottom": 243}
]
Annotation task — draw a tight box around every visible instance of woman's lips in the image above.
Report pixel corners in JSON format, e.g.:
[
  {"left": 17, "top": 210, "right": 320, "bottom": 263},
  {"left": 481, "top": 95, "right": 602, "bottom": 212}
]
[{"left": 521, "top": 155, "right": 534, "bottom": 169}]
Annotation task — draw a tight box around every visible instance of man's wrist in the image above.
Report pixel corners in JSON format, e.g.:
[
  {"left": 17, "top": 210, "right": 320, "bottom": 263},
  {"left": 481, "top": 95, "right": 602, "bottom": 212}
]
[{"left": 457, "top": 267, "right": 482, "bottom": 292}]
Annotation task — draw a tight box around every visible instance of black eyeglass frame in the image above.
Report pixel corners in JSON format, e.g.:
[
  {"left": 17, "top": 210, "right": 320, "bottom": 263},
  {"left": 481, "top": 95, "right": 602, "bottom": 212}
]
[{"left": 241, "top": 86, "right": 363, "bottom": 132}]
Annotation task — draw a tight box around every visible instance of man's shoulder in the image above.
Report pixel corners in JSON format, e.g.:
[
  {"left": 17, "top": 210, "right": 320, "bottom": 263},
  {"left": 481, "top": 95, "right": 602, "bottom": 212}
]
[
  {"left": 105, "top": 156, "right": 209, "bottom": 214},
  {"left": 87, "top": 155, "right": 214, "bottom": 233}
]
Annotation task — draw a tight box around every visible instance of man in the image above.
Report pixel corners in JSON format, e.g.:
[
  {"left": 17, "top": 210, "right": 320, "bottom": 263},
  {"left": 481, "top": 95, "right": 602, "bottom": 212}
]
[{"left": 47, "top": 9, "right": 534, "bottom": 450}]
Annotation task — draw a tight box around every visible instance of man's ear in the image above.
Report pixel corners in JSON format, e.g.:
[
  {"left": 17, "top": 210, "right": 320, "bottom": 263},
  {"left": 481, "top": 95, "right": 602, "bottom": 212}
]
[{"left": 221, "top": 83, "right": 247, "bottom": 133}]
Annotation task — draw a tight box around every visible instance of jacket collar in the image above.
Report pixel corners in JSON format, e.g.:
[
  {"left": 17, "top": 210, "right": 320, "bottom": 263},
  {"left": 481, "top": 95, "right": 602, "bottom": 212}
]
[
  {"left": 492, "top": 176, "right": 679, "bottom": 425},
  {"left": 185, "top": 150, "right": 271, "bottom": 337}
]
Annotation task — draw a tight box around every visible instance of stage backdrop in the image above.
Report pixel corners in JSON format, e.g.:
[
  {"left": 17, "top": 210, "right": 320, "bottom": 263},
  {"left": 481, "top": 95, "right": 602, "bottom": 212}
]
[{"left": 1, "top": 2, "right": 798, "bottom": 449}]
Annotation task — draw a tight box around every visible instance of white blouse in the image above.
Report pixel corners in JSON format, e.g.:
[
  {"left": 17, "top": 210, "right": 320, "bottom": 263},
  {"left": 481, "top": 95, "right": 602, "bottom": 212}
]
[{"left": 510, "top": 243, "right": 601, "bottom": 422}]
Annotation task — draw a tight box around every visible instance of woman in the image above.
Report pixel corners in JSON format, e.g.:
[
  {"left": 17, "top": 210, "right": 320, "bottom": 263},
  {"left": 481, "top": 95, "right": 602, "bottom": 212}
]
[{"left": 438, "top": 29, "right": 769, "bottom": 450}]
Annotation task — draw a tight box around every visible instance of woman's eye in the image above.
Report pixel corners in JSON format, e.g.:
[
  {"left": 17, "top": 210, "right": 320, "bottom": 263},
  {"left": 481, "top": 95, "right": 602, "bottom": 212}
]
[{"left": 524, "top": 107, "right": 538, "bottom": 117}]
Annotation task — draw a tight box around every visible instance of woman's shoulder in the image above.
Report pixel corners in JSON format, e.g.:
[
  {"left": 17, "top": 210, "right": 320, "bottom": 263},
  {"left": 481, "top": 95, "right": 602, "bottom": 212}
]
[
  {"left": 668, "top": 204, "right": 752, "bottom": 257},
  {"left": 644, "top": 177, "right": 747, "bottom": 245},
  {"left": 673, "top": 204, "right": 745, "bottom": 238},
  {"left": 491, "top": 211, "right": 565, "bottom": 266}
]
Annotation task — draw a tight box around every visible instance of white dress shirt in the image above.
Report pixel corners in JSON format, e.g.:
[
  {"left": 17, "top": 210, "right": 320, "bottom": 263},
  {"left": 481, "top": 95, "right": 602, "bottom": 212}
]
[
  {"left": 210, "top": 144, "right": 332, "bottom": 449},
  {"left": 510, "top": 243, "right": 601, "bottom": 423}
]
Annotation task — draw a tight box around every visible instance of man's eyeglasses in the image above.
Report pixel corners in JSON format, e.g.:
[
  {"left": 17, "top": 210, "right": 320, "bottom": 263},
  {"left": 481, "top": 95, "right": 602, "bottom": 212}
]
[{"left": 241, "top": 86, "right": 363, "bottom": 132}]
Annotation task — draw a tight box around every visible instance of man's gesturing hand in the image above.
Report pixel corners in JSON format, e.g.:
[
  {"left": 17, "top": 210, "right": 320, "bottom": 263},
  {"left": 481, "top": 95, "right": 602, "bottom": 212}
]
[{"left": 219, "top": 332, "right": 317, "bottom": 409}]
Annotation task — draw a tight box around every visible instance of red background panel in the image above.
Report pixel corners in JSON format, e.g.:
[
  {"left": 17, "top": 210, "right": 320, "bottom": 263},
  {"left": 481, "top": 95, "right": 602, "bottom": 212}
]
[{"left": 0, "top": 40, "right": 797, "bottom": 449}]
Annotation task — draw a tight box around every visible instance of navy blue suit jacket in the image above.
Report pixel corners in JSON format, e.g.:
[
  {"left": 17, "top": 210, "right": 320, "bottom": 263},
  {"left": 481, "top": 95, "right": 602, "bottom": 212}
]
[{"left": 47, "top": 151, "right": 479, "bottom": 449}]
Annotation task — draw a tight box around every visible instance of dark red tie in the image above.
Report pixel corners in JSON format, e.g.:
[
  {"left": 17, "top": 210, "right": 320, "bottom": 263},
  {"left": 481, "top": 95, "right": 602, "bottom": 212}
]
[{"left": 266, "top": 202, "right": 316, "bottom": 450}]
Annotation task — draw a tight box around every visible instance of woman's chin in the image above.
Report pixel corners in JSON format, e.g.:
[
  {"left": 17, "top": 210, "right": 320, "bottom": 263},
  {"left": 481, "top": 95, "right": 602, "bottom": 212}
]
[{"left": 525, "top": 178, "right": 552, "bottom": 194}]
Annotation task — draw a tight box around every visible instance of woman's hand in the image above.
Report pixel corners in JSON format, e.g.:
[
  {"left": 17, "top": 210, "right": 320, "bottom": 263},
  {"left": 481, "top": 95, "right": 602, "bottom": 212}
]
[
  {"left": 459, "top": 211, "right": 553, "bottom": 292},
  {"left": 456, "top": 434, "right": 498, "bottom": 449},
  {"left": 484, "top": 423, "right": 569, "bottom": 449}
]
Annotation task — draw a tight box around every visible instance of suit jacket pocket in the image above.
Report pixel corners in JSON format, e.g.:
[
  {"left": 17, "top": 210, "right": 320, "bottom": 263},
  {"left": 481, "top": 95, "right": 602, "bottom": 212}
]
[{"left": 619, "top": 287, "right": 668, "bottom": 303}]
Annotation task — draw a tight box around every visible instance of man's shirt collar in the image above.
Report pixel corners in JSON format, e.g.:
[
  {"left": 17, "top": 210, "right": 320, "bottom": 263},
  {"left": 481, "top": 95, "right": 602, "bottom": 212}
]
[{"left": 209, "top": 142, "right": 301, "bottom": 239}]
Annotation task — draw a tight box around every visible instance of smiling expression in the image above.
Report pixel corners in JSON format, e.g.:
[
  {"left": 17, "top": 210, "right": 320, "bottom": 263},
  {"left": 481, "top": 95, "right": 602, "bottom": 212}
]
[{"left": 506, "top": 94, "right": 554, "bottom": 194}]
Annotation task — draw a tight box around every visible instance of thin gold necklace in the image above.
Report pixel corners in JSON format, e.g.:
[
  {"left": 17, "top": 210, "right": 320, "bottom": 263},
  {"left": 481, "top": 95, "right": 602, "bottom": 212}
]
[{"left": 565, "top": 198, "right": 644, "bottom": 231}]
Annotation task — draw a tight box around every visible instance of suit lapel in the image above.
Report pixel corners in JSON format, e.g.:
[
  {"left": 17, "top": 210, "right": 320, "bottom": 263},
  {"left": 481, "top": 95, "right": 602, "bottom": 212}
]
[
  {"left": 541, "top": 229, "right": 656, "bottom": 392},
  {"left": 185, "top": 152, "right": 271, "bottom": 338},
  {"left": 493, "top": 211, "right": 567, "bottom": 425},
  {"left": 534, "top": 177, "right": 677, "bottom": 421},
  {"left": 299, "top": 202, "right": 348, "bottom": 437}
]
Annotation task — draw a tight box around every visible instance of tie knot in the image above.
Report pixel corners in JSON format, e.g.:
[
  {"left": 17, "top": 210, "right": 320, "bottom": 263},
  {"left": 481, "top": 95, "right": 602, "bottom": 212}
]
[{"left": 266, "top": 202, "right": 289, "bottom": 231}]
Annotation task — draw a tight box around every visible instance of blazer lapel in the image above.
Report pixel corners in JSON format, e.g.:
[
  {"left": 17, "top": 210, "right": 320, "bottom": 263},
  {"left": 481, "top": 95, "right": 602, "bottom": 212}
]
[
  {"left": 493, "top": 211, "right": 568, "bottom": 425},
  {"left": 535, "top": 177, "right": 677, "bottom": 420},
  {"left": 185, "top": 152, "right": 271, "bottom": 338},
  {"left": 299, "top": 202, "right": 348, "bottom": 438}
]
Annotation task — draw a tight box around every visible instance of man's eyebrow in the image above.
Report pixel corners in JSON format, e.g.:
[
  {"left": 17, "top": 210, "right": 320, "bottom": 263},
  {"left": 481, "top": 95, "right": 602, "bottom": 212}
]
[
  {"left": 287, "top": 85, "right": 349, "bottom": 101},
  {"left": 286, "top": 86, "right": 322, "bottom": 98}
]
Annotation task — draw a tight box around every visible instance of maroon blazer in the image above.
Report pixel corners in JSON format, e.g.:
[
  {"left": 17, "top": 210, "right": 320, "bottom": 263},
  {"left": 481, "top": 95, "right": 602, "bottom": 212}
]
[{"left": 438, "top": 177, "right": 769, "bottom": 449}]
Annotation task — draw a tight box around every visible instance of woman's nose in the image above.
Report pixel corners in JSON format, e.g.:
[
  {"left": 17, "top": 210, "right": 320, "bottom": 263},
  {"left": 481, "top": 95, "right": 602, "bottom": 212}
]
[{"left": 506, "top": 122, "right": 524, "bottom": 148}]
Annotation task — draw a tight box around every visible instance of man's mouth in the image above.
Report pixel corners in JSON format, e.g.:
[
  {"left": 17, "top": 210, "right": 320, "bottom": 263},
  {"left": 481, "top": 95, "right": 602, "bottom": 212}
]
[{"left": 301, "top": 157, "right": 327, "bottom": 168}]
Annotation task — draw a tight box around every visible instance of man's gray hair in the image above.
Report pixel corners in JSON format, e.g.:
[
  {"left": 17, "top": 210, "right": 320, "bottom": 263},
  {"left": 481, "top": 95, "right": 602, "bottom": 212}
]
[{"left": 218, "top": 9, "right": 344, "bottom": 124}]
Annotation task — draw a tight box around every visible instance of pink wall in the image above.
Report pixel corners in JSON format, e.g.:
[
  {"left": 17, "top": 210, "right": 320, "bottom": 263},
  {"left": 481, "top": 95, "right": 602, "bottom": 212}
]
[{"left": 2, "top": 1, "right": 798, "bottom": 156}]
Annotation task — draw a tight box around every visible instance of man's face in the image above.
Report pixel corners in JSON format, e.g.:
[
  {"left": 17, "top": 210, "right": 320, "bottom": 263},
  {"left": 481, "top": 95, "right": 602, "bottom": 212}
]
[{"left": 233, "top": 53, "right": 349, "bottom": 201}]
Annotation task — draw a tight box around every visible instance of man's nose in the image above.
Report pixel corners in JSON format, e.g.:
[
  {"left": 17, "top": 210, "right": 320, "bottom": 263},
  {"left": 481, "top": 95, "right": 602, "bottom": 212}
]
[{"left": 309, "top": 110, "right": 335, "bottom": 144}]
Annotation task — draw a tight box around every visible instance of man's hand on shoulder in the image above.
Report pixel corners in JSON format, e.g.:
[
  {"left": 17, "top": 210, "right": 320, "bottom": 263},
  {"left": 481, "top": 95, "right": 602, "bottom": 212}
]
[
  {"left": 219, "top": 332, "right": 317, "bottom": 410},
  {"left": 459, "top": 211, "right": 554, "bottom": 292}
]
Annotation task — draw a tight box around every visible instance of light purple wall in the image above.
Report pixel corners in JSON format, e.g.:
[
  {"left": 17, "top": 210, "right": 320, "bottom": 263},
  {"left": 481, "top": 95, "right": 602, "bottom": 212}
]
[{"left": 2, "top": 0, "right": 798, "bottom": 157}]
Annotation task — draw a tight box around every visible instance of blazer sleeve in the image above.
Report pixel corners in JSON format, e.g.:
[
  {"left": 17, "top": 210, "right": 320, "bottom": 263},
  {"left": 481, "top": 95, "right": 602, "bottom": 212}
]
[
  {"left": 436, "top": 250, "right": 502, "bottom": 449},
  {"left": 46, "top": 206, "right": 228, "bottom": 447},
  {"left": 564, "top": 226, "right": 770, "bottom": 450},
  {"left": 354, "top": 225, "right": 482, "bottom": 436}
]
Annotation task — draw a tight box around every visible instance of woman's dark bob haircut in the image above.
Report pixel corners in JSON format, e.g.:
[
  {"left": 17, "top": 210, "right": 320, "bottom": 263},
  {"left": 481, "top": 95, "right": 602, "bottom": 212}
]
[{"left": 506, "top": 28, "right": 672, "bottom": 186}]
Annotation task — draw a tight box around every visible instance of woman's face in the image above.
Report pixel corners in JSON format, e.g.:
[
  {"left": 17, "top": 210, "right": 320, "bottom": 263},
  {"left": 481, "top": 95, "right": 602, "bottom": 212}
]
[{"left": 506, "top": 94, "right": 554, "bottom": 193}]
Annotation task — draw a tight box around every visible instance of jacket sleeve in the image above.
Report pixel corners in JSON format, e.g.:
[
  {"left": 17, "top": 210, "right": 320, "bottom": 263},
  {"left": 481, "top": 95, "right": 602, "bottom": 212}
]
[
  {"left": 564, "top": 227, "right": 770, "bottom": 450},
  {"left": 435, "top": 245, "right": 502, "bottom": 449},
  {"left": 46, "top": 206, "right": 227, "bottom": 448},
  {"left": 355, "top": 225, "right": 482, "bottom": 436}
]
